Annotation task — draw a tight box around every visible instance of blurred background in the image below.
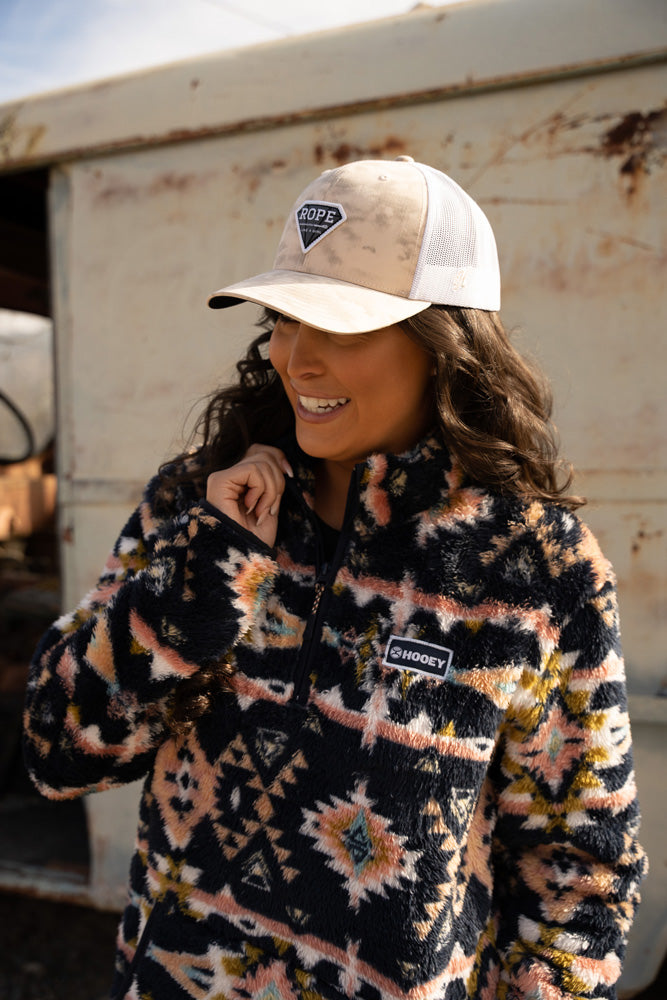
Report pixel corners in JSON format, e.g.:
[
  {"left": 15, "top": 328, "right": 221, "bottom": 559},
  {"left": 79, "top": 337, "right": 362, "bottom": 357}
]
[{"left": 0, "top": 0, "right": 665, "bottom": 997}]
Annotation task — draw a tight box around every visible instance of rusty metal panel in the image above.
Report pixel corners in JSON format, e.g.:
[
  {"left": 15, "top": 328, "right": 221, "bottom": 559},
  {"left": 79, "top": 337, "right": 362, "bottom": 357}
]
[
  {"left": 0, "top": 0, "right": 665, "bottom": 172},
  {"left": 49, "top": 65, "right": 667, "bottom": 680}
]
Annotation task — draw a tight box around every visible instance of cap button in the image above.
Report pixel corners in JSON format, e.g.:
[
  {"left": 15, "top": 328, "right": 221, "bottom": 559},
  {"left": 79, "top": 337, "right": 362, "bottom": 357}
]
[{"left": 394, "top": 155, "right": 415, "bottom": 162}]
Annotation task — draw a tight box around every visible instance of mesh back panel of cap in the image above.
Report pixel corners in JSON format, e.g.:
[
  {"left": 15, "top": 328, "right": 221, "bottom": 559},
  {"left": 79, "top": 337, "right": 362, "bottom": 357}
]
[{"left": 410, "top": 164, "right": 500, "bottom": 309}]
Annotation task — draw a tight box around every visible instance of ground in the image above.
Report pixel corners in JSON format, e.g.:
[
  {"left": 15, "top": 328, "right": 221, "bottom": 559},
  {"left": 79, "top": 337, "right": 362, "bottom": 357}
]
[{"left": 0, "top": 891, "right": 119, "bottom": 1000}]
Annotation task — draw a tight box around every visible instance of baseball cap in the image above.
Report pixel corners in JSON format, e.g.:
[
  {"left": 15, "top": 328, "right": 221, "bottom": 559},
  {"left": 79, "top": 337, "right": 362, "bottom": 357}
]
[{"left": 208, "top": 156, "right": 500, "bottom": 333}]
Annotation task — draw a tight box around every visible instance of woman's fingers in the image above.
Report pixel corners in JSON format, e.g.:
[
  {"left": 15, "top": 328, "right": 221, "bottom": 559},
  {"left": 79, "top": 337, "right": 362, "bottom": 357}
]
[
  {"left": 240, "top": 462, "right": 279, "bottom": 521},
  {"left": 206, "top": 445, "right": 293, "bottom": 546},
  {"left": 207, "top": 460, "right": 277, "bottom": 518},
  {"left": 238, "top": 445, "right": 293, "bottom": 524},
  {"left": 244, "top": 444, "right": 294, "bottom": 483},
  {"left": 240, "top": 459, "right": 279, "bottom": 507}
]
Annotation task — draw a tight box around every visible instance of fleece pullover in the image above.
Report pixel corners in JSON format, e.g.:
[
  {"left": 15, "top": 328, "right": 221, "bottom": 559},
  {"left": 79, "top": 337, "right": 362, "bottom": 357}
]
[{"left": 23, "top": 435, "right": 646, "bottom": 1000}]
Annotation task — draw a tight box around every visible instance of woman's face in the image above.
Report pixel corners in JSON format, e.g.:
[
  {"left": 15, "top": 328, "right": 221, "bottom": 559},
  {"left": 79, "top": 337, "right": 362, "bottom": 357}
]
[{"left": 269, "top": 316, "right": 434, "bottom": 471}]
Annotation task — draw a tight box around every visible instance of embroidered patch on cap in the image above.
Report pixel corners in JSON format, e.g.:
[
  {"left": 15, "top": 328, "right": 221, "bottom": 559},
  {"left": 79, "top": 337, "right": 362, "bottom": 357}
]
[
  {"left": 382, "top": 635, "right": 453, "bottom": 679},
  {"left": 295, "top": 201, "right": 346, "bottom": 252}
]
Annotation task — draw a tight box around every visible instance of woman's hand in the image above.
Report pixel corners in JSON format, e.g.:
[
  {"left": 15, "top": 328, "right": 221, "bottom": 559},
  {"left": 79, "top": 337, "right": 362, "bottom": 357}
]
[{"left": 206, "top": 445, "right": 293, "bottom": 547}]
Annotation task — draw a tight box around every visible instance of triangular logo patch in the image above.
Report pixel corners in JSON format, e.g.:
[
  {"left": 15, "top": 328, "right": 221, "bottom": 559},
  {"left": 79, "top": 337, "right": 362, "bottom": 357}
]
[{"left": 295, "top": 200, "right": 346, "bottom": 252}]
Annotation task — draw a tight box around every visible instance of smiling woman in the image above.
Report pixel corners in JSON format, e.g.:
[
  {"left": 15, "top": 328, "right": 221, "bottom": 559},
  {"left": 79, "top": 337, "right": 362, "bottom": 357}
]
[
  {"left": 23, "top": 157, "right": 646, "bottom": 1000},
  {"left": 267, "top": 317, "right": 434, "bottom": 523}
]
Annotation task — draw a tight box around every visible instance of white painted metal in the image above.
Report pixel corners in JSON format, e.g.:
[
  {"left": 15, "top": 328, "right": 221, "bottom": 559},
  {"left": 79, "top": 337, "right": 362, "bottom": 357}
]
[
  {"left": 0, "top": 0, "right": 665, "bottom": 171},
  {"left": 1, "top": 0, "right": 665, "bottom": 992}
]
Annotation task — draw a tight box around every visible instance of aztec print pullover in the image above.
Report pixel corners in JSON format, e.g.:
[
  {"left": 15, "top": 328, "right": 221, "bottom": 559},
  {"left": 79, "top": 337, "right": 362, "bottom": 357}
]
[{"left": 24, "top": 435, "right": 646, "bottom": 1000}]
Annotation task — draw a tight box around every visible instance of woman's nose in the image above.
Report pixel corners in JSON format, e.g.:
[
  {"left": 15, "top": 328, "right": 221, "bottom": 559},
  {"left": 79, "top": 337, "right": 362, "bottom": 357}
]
[{"left": 286, "top": 324, "right": 325, "bottom": 377}]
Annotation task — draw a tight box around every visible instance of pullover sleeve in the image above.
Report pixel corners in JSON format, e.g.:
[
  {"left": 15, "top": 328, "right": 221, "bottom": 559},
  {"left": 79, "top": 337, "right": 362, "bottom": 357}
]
[
  {"left": 23, "top": 480, "right": 279, "bottom": 799},
  {"left": 489, "top": 556, "right": 647, "bottom": 999}
]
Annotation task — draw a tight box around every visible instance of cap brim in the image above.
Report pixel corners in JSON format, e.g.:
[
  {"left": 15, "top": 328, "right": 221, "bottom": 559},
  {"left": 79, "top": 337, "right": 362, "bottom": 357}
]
[{"left": 207, "top": 270, "right": 431, "bottom": 334}]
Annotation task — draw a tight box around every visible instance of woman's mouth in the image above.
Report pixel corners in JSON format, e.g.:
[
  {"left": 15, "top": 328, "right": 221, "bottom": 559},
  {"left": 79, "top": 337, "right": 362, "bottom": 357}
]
[{"left": 297, "top": 395, "right": 350, "bottom": 415}]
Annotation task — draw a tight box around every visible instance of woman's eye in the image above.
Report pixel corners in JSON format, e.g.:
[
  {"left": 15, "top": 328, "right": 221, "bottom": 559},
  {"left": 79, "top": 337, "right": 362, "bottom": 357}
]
[
  {"left": 276, "top": 313, "right": 297, "bottom": 326},
  {"left": 329, "top": 332, "right": 367, "bottom": 346}
]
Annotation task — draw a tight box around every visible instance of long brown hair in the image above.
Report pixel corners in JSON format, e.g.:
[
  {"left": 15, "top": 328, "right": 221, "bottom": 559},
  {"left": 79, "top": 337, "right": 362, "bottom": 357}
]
[
  {"left": 403, "top": 306, "right": 582, "bottom": 507},
  {"left": 159, "top": 306, "right": 581, "bottom": 509},
  {"left": 165, "top": 305, "right": 582, "bottom": 731},
  {"left": 158, "top": 314, "right": 288, "bottom": 499}
]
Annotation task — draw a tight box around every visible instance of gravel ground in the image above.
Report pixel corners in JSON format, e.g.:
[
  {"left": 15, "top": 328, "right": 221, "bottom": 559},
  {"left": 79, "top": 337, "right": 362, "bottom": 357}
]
[{"left": 0, "top": 890, "right": 665, "bottom": 1000}]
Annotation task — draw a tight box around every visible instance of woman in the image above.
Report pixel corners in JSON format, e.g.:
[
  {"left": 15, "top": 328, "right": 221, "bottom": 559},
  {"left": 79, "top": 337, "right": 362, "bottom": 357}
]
[{"left": 24, "top": 157, "right": 646, "bottom": 1000}]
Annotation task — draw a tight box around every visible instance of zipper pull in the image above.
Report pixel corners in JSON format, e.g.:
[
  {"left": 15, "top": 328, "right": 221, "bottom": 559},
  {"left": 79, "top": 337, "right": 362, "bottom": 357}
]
[
  {"left": 310, "top": 581, "right": 325, "bottom": 617},
  {"left": 294, "top": 578, "right": 327, "bottom": 707},
  {"left": 311, "top": 560, "right": 328, "bottom": 614}
]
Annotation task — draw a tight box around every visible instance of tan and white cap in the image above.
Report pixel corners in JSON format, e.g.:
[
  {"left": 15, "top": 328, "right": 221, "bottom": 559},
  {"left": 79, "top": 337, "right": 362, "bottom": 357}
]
[{"left": 208, "top": 156, "right": 500, "bottom": 333}]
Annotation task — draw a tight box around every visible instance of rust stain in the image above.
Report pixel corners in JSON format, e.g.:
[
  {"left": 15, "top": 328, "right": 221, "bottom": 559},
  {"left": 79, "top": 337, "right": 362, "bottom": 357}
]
[
  {"left": 603, "top": 111, "right": 657, "bottom": 152},
  {"left": 24, "top": 123, "right": 46, "bottom": 157},
  {"left": 631, "top": 525, "right": 664, "bottom": 556},
  {"left": 231, "top": 167, "right": 261, "bottom": 195},
  {"left": 468, "top": 98, "right": 667, "bottom": 195},
  {"left": 600, "top": 106, "right": 667, "bottom": 196},
  {"left": 93, "top": 180, "right": 139, "bottom": 203},
  {"left": 3, "top": 47, "right": 667, "bottom": 173},
  {"left": 227, "top": 156, "right": 288, "bottom": 199},
  {"left": 93, "top": 170, "right": 211, "bottom": 204},
  {"left": 482, "top": 196, "right": 570, "bottom": 206},
  {"left": 0, "top": 107, "right": 45, "bottom": 163},
  {"left": 585, "top": 228, "right": 656, "bottom": 254},
  {"left": 0, "top": 110, "right": 20, "bottom": 159},
  {"left": 0, "top": 110, "right": 17, "bottom": 137},
  {"left": 313, "top": 135, "right": 406, "bottom": 167},
  {"left": 149, "top": 172, "right": 200, "bottom": 195},
  {"left": 465, "top": 90, "right": 592, "bottom": 186}
]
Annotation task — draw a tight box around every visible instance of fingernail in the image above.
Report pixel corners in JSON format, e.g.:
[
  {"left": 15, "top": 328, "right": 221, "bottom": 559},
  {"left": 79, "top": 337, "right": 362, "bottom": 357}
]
[
  {"left": 256, "top": 510, "right": 266, "bottom": 527},
  {"left": 270, "top": 502, "right": 279, "bottom": 517},
  {"left": 283, "top": 461, "right": 294, "bottom": 478}
]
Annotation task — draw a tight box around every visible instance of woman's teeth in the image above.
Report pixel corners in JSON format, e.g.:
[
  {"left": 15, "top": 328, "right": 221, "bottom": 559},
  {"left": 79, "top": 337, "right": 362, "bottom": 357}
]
[{"left": 298, "top": 395, "right": 349, "bottom": 413}]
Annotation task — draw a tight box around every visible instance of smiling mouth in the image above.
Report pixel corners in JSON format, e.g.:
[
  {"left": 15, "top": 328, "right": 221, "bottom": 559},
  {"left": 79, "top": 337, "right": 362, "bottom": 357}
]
[{"left": 297, "top": 395, "right": 350, "bottom": 414}]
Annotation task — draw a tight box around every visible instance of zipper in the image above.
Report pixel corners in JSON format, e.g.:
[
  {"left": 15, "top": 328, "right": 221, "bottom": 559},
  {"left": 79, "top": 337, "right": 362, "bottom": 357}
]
[
  {"left": 292, "top": 464, "right": 363, "bottom": 706},
  {"left": 293, "top": 574, "right": 328, "bottom": 705}
]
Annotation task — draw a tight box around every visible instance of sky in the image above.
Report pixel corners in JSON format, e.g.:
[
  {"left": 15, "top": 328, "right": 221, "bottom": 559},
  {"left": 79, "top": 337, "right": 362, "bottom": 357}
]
[{"left": 0, "top": 0, "right": 465, "bottom": 105}]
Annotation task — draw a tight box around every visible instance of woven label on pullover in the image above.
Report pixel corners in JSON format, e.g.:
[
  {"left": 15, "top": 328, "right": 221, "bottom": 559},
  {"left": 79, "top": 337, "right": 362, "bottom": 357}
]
[{"left": 382, "top": 635, "right": 453, "bottom": 679}]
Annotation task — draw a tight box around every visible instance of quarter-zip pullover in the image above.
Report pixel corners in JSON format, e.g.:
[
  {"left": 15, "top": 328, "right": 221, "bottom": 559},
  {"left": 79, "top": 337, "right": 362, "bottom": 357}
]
[{"left": 23, "top": 435, "right": 646, "bottom": 1000}]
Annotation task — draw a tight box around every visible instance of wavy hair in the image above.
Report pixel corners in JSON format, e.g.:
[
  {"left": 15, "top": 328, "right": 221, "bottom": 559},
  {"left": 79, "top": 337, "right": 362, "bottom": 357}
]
[
  {"left": 402, "top": 306, "right": 581, "bottom": 507},
  {"left": 163, "top": 305, "right": 581, "bottom": 732},
  {"left": 159, "top": 306, "right": 581, "bottom": 508},
  {"left": 157, "top": 315, "right": 287, "bottom": 502}
]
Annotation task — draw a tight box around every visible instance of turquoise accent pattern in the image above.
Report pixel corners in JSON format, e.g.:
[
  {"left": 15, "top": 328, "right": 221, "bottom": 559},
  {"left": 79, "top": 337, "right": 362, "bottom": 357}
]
[{"left": 23, "top": 435, "right": 647, "bottom": 999}]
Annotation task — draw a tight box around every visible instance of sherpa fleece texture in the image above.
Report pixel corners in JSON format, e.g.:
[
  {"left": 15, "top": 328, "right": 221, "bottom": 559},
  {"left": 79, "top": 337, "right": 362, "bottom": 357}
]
[{"left": 24, "top": 435, "right": 646, "bottom": 1000}]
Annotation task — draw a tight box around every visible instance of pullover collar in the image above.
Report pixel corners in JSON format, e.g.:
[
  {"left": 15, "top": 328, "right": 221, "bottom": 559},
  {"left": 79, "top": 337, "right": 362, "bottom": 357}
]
[{"left": 279, "top": 431, "right": 470, "bottom": 531}]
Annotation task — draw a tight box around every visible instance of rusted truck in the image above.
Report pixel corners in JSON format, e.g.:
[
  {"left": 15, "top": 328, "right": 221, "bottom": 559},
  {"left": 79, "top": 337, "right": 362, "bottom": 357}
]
[{"left": 0, "top": 0, "right": 665, "bottom": 993}]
